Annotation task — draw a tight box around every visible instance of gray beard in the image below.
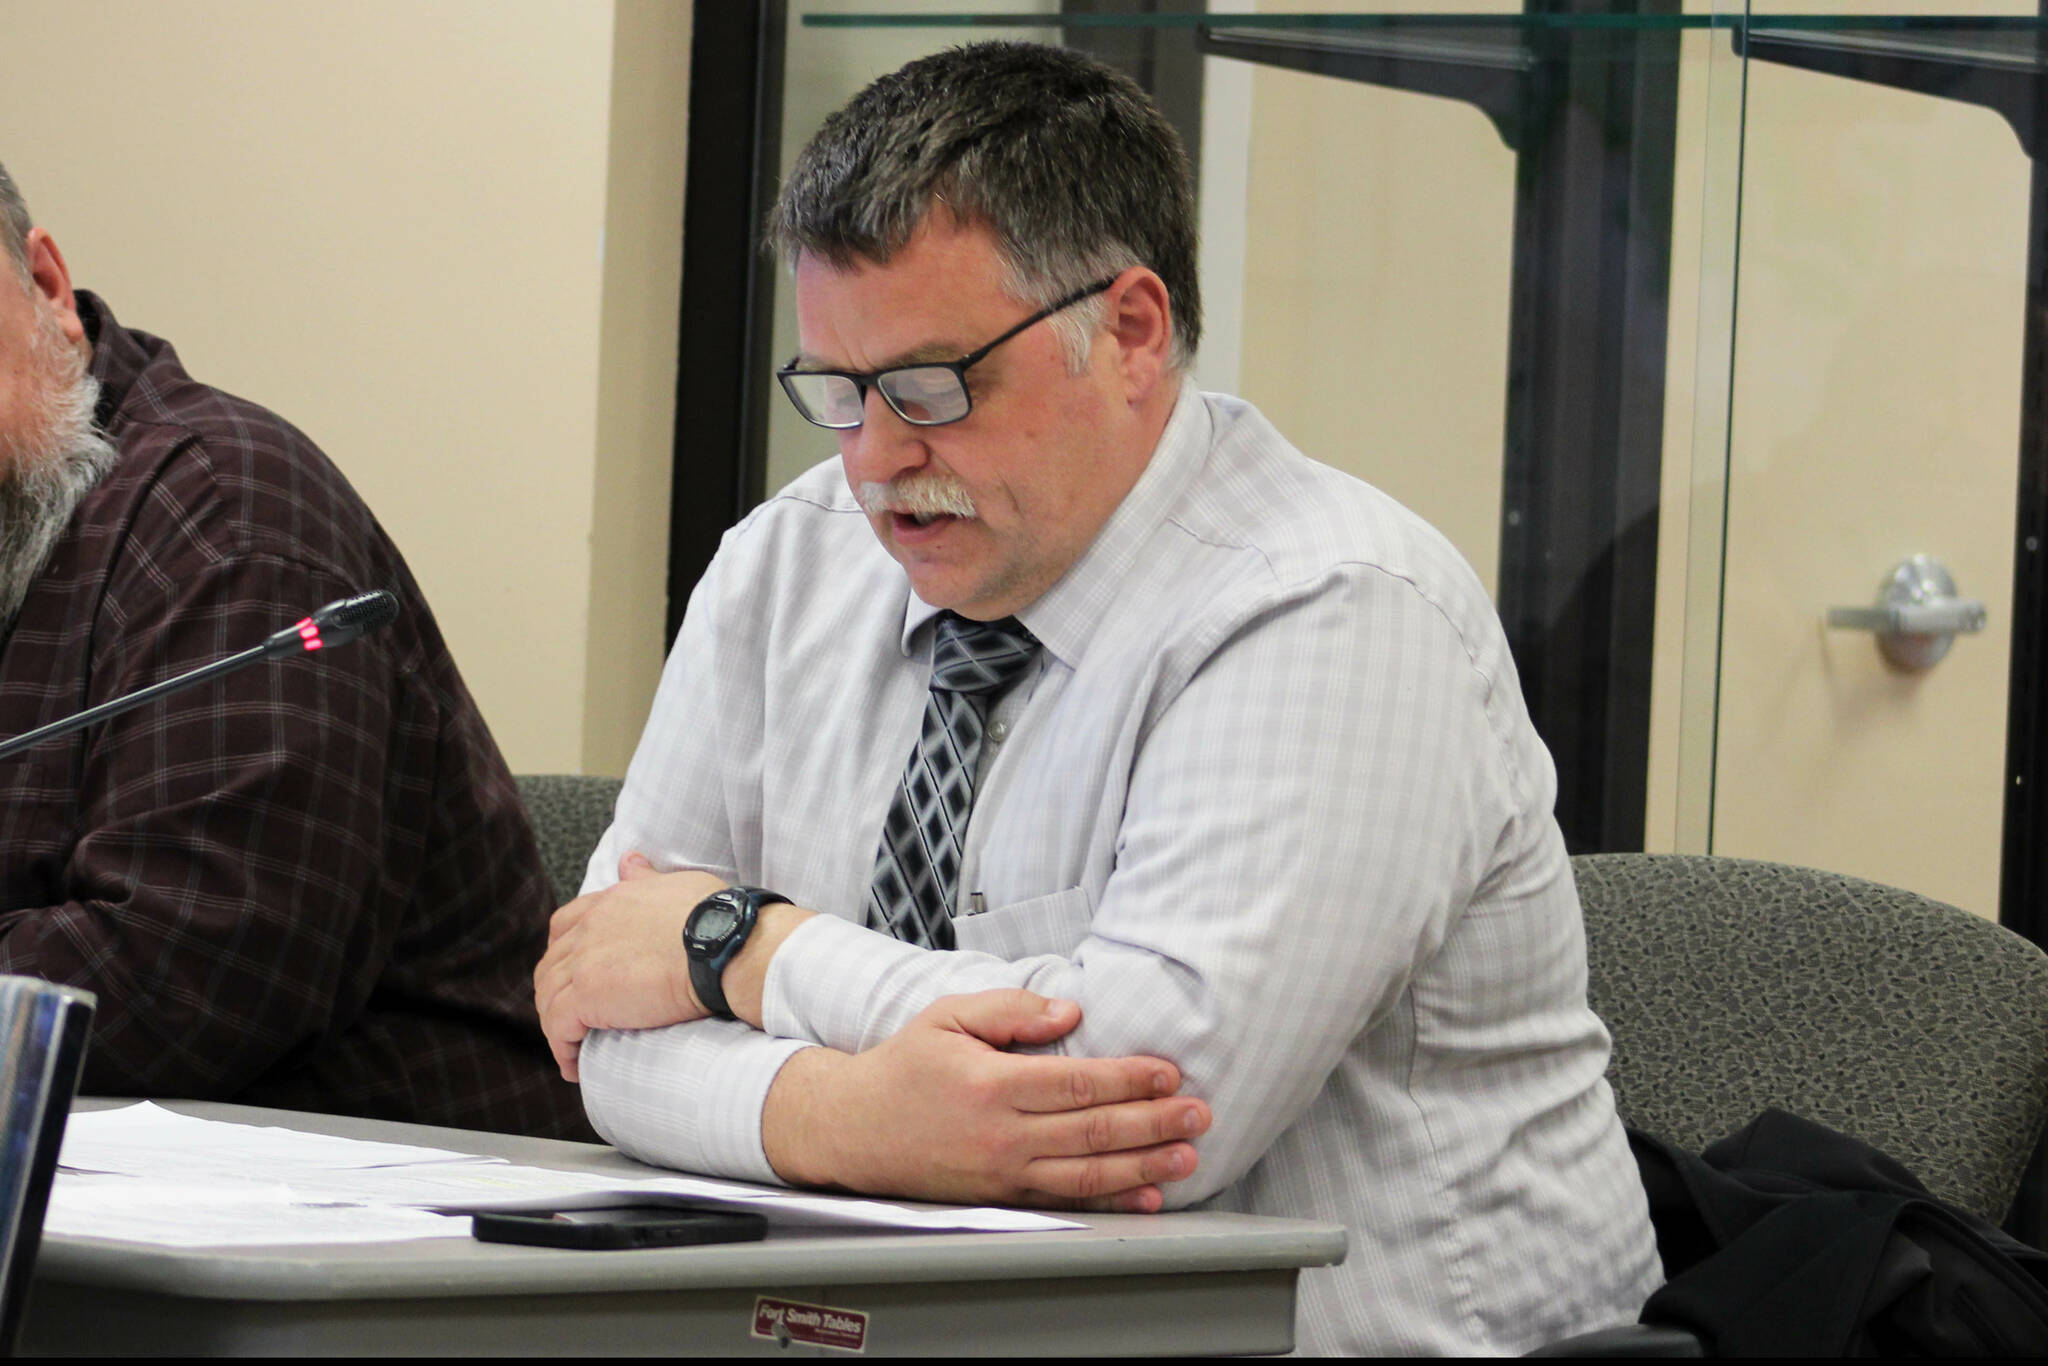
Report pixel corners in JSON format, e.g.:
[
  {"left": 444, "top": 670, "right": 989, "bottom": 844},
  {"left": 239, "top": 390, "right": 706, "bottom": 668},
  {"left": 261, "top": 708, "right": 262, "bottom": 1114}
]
[{"left": 0, "top": 369, "right": 118, "bottom": 624}]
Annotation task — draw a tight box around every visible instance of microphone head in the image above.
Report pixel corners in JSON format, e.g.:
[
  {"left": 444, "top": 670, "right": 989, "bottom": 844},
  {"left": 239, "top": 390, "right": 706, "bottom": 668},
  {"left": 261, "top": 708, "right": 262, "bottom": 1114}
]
[{"left": 306, "top": 590, "right": 400, "bottom": 650}]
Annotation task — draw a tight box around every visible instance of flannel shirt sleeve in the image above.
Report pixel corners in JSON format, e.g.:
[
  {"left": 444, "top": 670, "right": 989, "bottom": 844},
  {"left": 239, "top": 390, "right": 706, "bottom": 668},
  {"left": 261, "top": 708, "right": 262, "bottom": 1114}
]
[{"left": 0, "top": 549, "right": 408, "bottom": 1097}]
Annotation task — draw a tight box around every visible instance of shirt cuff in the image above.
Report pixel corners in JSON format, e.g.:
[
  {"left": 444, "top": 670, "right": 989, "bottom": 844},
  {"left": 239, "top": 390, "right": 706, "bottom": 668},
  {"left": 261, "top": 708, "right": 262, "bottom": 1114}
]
[
  {"left": 762, "top": 912, "right": 926, "bottom": 1052},
  {"left": 578, "top": 1018, "right": 813, "bottom": 1186}
]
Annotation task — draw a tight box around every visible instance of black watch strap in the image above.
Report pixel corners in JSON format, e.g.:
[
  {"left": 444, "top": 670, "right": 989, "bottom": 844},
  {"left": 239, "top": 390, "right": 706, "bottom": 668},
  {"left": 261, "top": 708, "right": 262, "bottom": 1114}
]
[{"left": 684, "top": 886, "right": 791, "bottom": 1020}]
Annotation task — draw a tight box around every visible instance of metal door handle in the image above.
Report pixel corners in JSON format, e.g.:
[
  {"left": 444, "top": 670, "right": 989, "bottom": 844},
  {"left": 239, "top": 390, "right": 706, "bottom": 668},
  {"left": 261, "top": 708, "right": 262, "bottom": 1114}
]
[
  {"left": 1826, "top": 602, "right": 1987, "bottom": 634},
  {"left": 1826, "top": 555, "right": 1986, "bottom": 670}
]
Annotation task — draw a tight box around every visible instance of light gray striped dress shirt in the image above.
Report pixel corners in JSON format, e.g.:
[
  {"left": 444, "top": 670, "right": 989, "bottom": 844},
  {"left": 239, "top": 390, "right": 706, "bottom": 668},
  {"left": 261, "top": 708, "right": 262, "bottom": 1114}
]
[{"left": 579, "top": 382, "right": 1662, "bottom": 1354}]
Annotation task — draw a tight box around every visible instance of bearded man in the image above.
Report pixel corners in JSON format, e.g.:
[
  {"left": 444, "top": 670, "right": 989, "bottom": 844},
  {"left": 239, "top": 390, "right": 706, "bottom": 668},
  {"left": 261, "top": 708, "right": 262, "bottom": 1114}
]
[{"left": 0, "top": 162, "right": 588, "bottom": 1139}]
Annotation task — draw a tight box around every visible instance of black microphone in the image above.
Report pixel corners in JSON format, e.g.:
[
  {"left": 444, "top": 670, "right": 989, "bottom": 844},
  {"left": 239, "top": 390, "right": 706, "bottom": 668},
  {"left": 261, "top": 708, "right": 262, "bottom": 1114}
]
[
  {"left": 256, "top": 589, "right": 401, "bottom": 657},
  {"left": 0, "top": 590, "right": 400, "bottom": 762}
]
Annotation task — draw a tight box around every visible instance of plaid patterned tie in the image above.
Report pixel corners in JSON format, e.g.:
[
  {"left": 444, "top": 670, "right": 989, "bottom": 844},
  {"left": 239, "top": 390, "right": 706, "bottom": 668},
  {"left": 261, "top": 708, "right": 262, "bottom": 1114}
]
[{"left": 868, "top": 612, "right": 1041, "bottom": 949}]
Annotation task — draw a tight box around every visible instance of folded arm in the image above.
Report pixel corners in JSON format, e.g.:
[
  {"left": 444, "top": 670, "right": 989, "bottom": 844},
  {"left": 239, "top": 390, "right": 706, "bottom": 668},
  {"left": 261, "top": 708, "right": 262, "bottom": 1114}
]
[
  {"left": 552, "top": 865, "right": 1210, "bottom": 1209},
  {"left": 567, "top": 567, "right": 1518, "bottom": 1210},
  {"left": 557, "top": 550, "right": 1210, "bottom": 1204}
]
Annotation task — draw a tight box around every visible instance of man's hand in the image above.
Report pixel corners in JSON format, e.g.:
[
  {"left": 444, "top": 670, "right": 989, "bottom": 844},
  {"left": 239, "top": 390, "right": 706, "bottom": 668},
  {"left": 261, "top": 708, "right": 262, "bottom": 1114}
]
[
  {"left": 763, "top": 989, "right": 1210, "bottom": 1213},
  {"left": 534, "top": 854, "right": 725, "bottom": 1082}
]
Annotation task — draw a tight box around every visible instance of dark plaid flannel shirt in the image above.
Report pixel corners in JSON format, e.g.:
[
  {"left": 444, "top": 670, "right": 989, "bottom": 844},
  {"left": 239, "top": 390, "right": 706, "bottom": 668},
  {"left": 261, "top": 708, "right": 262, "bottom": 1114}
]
[{"left": 0, "top": 293, "right": 593, "bottom": 1140}]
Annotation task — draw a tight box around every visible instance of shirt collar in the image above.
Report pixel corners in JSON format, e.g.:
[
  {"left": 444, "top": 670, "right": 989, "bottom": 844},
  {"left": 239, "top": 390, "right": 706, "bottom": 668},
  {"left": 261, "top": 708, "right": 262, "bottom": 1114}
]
[
  {"left": 75, "top": 290, "right": 164, "bottom": 434},
  {"left": 895, "top": 377, "right": 1211, "bottom": 667}
]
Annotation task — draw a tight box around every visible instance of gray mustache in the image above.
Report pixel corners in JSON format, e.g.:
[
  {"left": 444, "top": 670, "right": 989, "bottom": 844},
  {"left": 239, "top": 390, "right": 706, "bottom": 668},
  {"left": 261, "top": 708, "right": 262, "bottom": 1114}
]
[{"left": 856, "top": 477, "right": 977, "bottom": 519}]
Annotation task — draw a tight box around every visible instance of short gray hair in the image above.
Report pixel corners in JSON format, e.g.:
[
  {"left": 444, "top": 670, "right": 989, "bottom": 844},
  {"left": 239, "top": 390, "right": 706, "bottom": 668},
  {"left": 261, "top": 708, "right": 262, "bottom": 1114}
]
[
  {"left": 0, "top": 161, "right": 32, "bottom": 282},
  {"left": 767, "top": 42, "right": 1200, "bottom": 372}
]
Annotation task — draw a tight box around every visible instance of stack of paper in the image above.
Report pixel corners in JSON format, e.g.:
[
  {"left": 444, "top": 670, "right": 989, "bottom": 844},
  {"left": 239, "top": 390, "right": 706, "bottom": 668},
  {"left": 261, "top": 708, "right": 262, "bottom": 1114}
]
[{"left": 48, "top": 1103, "right": 1080, "bottom": 1249}]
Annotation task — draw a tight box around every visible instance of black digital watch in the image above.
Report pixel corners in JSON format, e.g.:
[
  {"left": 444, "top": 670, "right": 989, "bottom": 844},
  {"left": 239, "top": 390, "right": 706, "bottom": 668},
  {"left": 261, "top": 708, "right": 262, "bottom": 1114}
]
[{"left": 682, "top": 886, "right": 792, "bottom": 1020}]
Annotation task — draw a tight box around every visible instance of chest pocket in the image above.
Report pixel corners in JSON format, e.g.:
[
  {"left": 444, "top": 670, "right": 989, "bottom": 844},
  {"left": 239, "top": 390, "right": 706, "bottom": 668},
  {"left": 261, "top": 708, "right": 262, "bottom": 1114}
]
[{"left": 954, "top": 885, "right": 1095, "bottom": 960}]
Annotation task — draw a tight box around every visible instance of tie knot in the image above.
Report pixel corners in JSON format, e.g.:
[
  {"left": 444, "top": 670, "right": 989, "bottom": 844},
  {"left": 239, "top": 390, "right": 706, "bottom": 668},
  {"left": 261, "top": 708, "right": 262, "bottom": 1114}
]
[{"left": 930, "top": 613, "right": 1040, "bottom": 695}]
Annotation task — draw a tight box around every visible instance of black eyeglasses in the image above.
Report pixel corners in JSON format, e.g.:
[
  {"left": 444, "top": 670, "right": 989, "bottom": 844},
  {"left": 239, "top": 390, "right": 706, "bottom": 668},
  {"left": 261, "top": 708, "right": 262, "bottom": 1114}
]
[{"left": 776, "top": 276, "right": 1119, "bottom": 430}]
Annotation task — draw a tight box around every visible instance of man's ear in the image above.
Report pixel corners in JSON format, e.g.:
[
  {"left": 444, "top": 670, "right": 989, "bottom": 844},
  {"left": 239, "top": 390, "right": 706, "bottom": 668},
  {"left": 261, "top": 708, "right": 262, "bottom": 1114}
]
[
  {"left": 24, "top": 228, "right": 84, "bottom": 347},
  {"left": 1106, "top": 268, "right": 1173, "bottom": 404}
]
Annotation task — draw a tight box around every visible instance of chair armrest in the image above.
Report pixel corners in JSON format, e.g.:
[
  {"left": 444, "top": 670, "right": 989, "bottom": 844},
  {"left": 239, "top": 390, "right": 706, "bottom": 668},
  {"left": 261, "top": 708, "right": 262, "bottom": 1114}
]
[{"left": 1526, "top": 1323, "right": 1706, "bottom": 1356}]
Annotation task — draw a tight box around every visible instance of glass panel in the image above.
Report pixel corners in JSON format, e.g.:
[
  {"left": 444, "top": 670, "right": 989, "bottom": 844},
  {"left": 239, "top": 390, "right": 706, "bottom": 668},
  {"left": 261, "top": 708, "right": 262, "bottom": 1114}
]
[
  {"left": 1664, "top": 0, "right": 1748, "bottom": 856},
  {"left": 1699, "top": 0, "right": 2041, "bottom": 918}
]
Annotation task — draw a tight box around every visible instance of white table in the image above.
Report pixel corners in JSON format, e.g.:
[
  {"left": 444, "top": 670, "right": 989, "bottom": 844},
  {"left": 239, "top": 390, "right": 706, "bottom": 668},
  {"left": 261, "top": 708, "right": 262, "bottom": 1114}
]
[{"left": 21, "top": 1100, "right": 1347, "bottom": 1356}]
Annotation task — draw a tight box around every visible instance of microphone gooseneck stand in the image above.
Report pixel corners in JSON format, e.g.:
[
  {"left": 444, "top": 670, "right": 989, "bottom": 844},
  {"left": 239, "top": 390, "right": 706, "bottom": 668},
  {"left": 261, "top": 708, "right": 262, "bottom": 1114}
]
[{"left": 0, "top": 590, "right": 400, "bottom": 763}]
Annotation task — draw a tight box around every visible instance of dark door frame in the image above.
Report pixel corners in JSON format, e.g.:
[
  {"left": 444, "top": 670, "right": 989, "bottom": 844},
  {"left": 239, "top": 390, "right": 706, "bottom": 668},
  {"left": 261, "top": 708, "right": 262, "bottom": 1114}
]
[{"left": 667, "top": 0, "right": 787, "bottom": 644}]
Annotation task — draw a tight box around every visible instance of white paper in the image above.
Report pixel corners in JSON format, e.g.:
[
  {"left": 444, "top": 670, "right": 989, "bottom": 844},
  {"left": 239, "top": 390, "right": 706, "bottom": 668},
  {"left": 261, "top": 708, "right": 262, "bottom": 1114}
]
[
  {"left": 284, "top": 1164, "right": 1079, "bottom": 1231},
  {"left": 45, "top": 1173, "right": 471, "bottom": 1247},
  {"left": 278, "top": 1161, "right": 634, "bottom": 1207},
  {"left": 60, "top": 1101, "right": 494, "bottom": 1177},
  {"left": 46, "top": 1105, "right": 1082, "bottom": 1248}
]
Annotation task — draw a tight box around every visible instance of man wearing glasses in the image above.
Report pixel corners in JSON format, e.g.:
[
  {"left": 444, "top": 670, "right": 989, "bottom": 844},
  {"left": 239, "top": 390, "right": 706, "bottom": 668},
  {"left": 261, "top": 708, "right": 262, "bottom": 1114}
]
[{"left": 535, "top": 41, "right": 1658, "bottom": 1354}]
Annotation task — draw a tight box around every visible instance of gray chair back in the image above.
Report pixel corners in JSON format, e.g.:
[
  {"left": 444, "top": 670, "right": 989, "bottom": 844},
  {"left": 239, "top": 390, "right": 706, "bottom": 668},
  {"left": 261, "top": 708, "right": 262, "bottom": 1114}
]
[
  {"left": 1574, "top": 852, "right": 2048, "bottom": 1223},
  {"left": 515, "top": 774, "right": 624, "bottom": 907}
]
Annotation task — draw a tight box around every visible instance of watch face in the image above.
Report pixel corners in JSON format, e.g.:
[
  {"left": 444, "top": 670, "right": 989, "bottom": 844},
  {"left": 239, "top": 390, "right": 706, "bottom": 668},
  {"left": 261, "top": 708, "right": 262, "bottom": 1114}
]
[{"left": 689, "top": 904, "right": 742, "bottom": 950}]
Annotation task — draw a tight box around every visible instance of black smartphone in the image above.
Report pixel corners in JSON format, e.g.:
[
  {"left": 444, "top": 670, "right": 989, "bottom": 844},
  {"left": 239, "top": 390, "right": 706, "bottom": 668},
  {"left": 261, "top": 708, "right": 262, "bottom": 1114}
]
[{"left": 471, "top": 1204, "right": 769, "bottom": 1251}]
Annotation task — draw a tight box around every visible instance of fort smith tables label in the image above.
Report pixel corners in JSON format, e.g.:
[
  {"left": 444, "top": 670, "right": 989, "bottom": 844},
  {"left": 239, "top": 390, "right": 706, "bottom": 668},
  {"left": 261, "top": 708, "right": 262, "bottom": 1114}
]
[{"left": 751, "top": 1296, "right": 868, "bottom": 1353}]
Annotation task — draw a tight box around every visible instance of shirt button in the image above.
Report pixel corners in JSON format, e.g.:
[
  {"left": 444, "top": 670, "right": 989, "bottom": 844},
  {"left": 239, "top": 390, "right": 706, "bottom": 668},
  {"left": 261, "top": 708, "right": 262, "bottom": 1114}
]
[{"left": 987, "top": 720, "right": 1010, "bottom": 744}]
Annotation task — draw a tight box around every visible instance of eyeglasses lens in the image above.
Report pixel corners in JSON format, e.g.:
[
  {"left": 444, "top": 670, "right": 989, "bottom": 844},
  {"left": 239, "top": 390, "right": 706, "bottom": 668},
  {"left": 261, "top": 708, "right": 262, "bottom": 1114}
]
[
  {"left": 783, "top": 373, "right": 866, "bottom": 429},
  {"left": 878, "top": 367, "right": 970, "bottom": 426}
]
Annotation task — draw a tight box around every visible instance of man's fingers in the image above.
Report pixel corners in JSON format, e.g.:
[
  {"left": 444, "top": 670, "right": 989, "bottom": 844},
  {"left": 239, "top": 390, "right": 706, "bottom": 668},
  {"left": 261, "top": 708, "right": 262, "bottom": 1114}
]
[
  {"left": 532, "top": 960, "right": 564, "bottom": 1028},
  {"left": 618, "top": 850, "right": 659, "bottom": 882},
  {"left": 1100, "top": 1185, "right": 1166, "bottom": 1215},
  {"left": 1007, "top": 1054, "right": 1184, "bottom": 1112},
  {"left": 932, "top": 988, "right": 1079, "bottom": 1049},
  {"left": 1029, "top": 1095, "right": 1210, "bottom": 1159},
  {"left": 540, "top": 973, "right": 586, "bottom": 1082},
  {"left": 1019, "top": 1138, "right": 1200, "bottom": 1204},
  {"left": 539, "top": 990, "right": 589, "bottom": 1048},
  {"left": 1036, "top": 1185, "right": 1167, "bottom": 1216},
  {"left": 534, "top": 956, "right": 593, "bottom": 1076},
  {"left": 547, "top": 895, "right": 591, "bottom": 942}
]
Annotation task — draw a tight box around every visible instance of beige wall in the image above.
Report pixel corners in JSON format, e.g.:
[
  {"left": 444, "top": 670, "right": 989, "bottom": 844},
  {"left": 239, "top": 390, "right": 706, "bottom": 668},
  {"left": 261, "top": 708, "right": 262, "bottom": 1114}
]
[
  {"left": 588, "top": 0, "right": 692, "bottom": 775},
  {"left": 1236, "top": 65, "right": 1513, "bottom": 598},
  {"left": 0, "top": 0, "right": 688, "bottom": 777},
  {"left": 1232, "top": 0, "right": 1513, "bottom": 596}
]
